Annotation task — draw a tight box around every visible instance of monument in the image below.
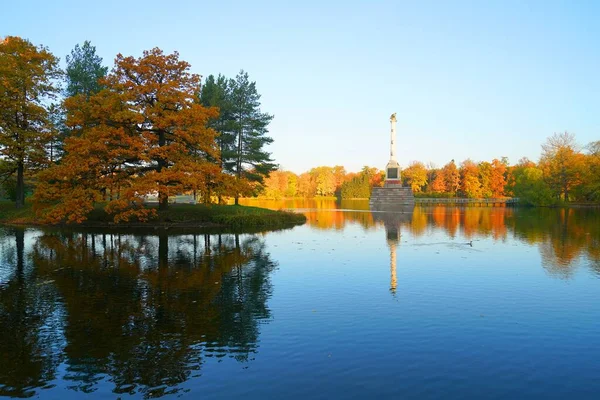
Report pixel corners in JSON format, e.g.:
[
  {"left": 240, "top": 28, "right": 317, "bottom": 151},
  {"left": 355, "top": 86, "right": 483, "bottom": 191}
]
[
  {"left": 385, "top": 113, "right": 401, "bottom": 184},
  {"left": 369, "top": 113, "right": 415, "bottom": 209}
]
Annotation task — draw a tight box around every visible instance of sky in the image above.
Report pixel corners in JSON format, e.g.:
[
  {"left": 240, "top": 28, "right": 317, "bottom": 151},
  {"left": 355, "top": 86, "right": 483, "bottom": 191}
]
[{"left": 3, "top": 0, "right": 599, "bottom": 173}]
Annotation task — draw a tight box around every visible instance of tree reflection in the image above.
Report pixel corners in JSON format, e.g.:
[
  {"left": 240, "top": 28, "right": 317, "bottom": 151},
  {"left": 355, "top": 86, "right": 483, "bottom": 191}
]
[
  {"left": 0, "top": 228, "right": 64, "bottom": 398},
  {"left": 508, "top": 208, "right": 600, "bottom": 278},
  {"left": 292, "top": 200, "right": 600, "bottom": 278},
  {"left": 0, "top": 229, "right": 277, "bottom": 398}
]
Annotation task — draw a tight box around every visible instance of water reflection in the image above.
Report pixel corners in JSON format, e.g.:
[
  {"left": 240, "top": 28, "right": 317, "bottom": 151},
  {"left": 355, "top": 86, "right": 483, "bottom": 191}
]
[
  {"left": 0, "top": 228, "right": 277, "bottom": 398},
  {"left": 0, "top": 228, "right": 64, "bottom": 398},
  {"left": 1, "top": 203, "right": 600, "bottom": 398},
  {"left": 371, "top": 210, "right": 414, "bottom": 296},
  {"left": 242, "top": 199, "right": 599, "bottom": 277}
]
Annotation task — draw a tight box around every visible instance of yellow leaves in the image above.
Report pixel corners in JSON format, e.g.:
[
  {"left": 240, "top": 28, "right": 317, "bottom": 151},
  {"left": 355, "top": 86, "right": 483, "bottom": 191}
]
[{"left": 403, "top": 161, "right": 428, "bottom": 193}]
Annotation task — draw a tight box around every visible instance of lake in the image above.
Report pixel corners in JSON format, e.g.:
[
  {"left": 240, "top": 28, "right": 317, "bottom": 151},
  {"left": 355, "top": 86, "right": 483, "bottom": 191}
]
[{"left": 1, "top": 200, "right": 599, "bottom": 399}]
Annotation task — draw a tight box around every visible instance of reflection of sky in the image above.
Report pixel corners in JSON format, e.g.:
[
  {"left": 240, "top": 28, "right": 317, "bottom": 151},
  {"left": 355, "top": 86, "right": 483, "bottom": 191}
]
[
  {"left": 253, "top": 210, "right": 600, "bottom": 399},
  {"left": 0, "top": 229, "right": 43, "bottom": 287}
]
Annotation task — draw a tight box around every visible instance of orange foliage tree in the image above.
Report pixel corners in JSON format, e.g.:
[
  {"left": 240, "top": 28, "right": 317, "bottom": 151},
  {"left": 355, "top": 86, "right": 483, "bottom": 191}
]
[
  {"left": 489, "top": 158, "right": 507, "bottom": 197},
  {"left": 0, "top": 36, "right": 61, "bottom": 208},
  {"left": 34, "top": 48, "right": 219, "bottom": 223},
  {"left": 430, "top": 172, "right": 446, "bottom": 193},
  {"left": 460, "top": 159, "right": 481, "bottom": 198}
]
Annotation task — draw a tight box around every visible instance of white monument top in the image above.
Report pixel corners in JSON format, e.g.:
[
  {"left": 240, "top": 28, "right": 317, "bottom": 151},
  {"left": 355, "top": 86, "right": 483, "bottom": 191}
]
[{"left": 390, "top": 112, "right": 397, "bottom": 161}]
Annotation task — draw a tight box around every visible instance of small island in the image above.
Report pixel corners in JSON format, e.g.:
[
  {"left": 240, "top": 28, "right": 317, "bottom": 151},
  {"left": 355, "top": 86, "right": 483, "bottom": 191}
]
[{"left": 0, "top": 202, "right": 306, "bottom": 230}]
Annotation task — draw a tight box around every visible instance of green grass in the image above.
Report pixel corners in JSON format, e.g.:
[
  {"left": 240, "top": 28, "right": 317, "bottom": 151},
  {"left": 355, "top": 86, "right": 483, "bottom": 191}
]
[
  {"left": 0, "top": 201, "right": 35, "bottom": 224},
  {"left": 0, "top": 201, "right": 307, "bottom": 230},
  {"left": 153, "top": 204, "right": 306, "bottom": 229}
]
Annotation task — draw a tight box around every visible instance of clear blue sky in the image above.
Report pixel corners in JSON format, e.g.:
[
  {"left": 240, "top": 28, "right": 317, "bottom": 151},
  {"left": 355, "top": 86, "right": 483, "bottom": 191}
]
[{"left": 4, "top": 0, "right": 599, "bottom": 173}]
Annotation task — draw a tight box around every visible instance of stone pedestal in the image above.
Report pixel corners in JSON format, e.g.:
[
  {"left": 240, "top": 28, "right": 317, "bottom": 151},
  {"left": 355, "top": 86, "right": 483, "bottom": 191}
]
[{"left": 369, "top": 186, "right": 415, "bottom": 208}]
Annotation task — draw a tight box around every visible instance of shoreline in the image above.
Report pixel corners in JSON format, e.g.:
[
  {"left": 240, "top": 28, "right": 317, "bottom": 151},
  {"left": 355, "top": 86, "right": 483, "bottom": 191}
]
[{"left": 0, "top": 203, "right": 307, "bottom": 232}]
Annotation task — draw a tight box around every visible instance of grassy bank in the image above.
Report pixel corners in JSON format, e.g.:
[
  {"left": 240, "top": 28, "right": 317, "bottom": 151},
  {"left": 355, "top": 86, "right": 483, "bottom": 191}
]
[{"left": 0, "top": 202, "right": 307, "bottom": 230}]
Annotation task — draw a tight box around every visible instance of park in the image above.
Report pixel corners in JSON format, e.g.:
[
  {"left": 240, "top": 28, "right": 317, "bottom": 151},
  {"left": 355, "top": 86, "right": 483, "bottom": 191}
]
[{"left": 1, "top": 2, "right": 600, "bottom": 399}]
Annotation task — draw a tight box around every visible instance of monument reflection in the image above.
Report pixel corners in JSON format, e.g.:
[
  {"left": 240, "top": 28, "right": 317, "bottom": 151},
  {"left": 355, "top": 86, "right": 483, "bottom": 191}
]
[
  {"left": 297, "top": 203, "right": 600, "bottom": 281},
  {"left": 371, "top": 209, "right": 414, "bottom": 296}
]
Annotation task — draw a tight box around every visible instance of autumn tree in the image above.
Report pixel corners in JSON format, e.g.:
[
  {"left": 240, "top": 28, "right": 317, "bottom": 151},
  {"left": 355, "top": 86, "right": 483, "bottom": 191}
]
[
  {"left": 438, "top": 160, "right": 460, "bottom": 195},
  {"left": 430, "top": 171, "right": 446, "bottom": 193},
  {"left": 402, "top": 161, "right": 427, "bottom": 192},
  {"left": 286, "top": 173, "right": 298, "bottom": 197},
  {"left": 297, "top": 172, "right": 315, "bottom": 197},
  {"left": 262, "top": 170, "right": 298, "bottom": 199},
  {"left": 332, "top": 165, "right": 346, "bottom": 193},
  {"left": 460, "top": 159, "right": 481, "bottom": 198},
  {"left": 582, "top": 141, "right": 600, "bottom": 201},
  {"left": 0, "top": 36, "right": 61, "bottom": 208},
  {"left": 311, "top": 166, "right": 336, "bottom": 196},
  {"left": 489, "top": 158, "right": 507, "bottom": 197},
  {"left": 425, "top": 162, "right": 438, "bottom": 192},
  {"left": 47, "top": 41, "right": 108, "bottom": 164},
  {"left": 539, "top": 132, "right": 585, "bottom": 201},
  {"left": 34, "top": 48, "right": 219, "bottom": 222},
  {"left": 477, "top": 161, "right": 493, "bottom": 198}
]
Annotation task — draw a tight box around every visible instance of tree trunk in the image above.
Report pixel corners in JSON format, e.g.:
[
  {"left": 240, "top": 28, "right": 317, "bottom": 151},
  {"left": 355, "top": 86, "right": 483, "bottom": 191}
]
[
  {"left": 15, "top": 162, "right": 25, "bottom": 209},
  {"left": 235, "top": 124, "right": 243, "bottom": 207},
  {"left": 159, "top": 193, "right": 169, "bottom": 211},
  {"left": 158, "top": 130, "right": 168, "bottom": 211}
]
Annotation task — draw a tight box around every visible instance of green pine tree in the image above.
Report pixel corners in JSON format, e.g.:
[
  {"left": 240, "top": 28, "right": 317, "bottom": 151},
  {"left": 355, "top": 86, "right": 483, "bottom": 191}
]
[
  {"left": 229, "top": 71, "right": 276, "bottom": 204},
  {"left": 65, "top": 41, "right": 108, "bottom": 98},
  {"left": 199, "top": 74, "right": 236, "bottom": 169}
]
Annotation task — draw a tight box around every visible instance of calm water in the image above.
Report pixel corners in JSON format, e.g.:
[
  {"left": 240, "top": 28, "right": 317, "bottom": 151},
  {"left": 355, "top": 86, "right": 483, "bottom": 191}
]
[{"left": 1, "top": 200, "right": 599, "bottom": 399}]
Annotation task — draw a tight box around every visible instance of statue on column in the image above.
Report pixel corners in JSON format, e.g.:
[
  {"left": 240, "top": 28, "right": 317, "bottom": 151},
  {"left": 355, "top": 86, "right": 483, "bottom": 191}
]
[{"left": 385, "top": 112, "right": 400, "bottom": 183}]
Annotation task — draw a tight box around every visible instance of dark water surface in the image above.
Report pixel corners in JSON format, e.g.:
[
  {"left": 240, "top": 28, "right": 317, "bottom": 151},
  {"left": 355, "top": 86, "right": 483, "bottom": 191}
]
[{"left": 1, "top": 201, "right": 599, "bottom": 399}]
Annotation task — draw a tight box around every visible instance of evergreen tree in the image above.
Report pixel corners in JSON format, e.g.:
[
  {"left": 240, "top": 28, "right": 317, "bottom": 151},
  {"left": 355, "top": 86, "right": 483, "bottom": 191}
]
[
  {"left": 199, "top": 74, "right": 236, "bottom": 169},
  {"left": 65, "top": 41, "right": 108, "bottom": 98},
  {"left": 229, "top": 70, "right": 276, "bottom": 204}
]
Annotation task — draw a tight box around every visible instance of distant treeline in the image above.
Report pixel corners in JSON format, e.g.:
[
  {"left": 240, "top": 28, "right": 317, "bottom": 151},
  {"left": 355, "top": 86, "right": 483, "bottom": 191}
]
[{"left": 261, "top": 132, "right": 600, "bottom": 206}]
